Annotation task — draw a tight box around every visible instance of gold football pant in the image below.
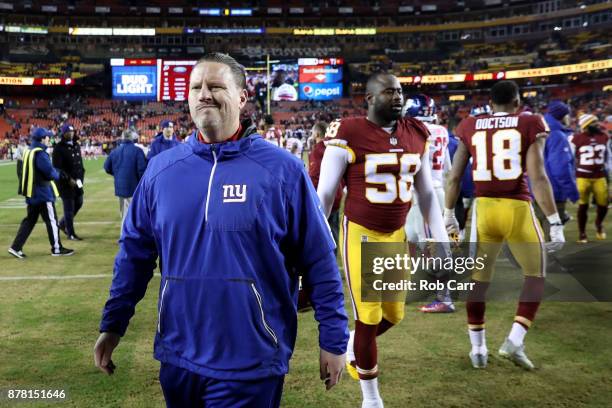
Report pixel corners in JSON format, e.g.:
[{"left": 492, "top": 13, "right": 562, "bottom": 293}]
[
  {"left": 577, "top": 177, "right": 608, "bottom": 206},
  {"left": 470, "top": 197, "right": 546, "bottom": 282},
  {"left": 341, "top": 217, "right": 406, "bottom": 325}
]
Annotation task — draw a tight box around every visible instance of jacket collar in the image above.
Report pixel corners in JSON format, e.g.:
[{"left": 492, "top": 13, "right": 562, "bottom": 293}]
[
  {"left": 155, "top": 133, "right": 177, "bottom": 143},
  {"left": 188, "top": 124, "right": 260, "bottom": 160},
  {"left": 30, "top": 141, "right": 48, "bottom": 151}
]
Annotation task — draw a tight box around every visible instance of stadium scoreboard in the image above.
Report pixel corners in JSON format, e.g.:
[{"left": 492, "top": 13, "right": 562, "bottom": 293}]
[
  {"left": 110, "top": 57, "right": 345, "bottom": 101},
  {"left": 297, "top": 58, "right": 344, "bottom": 101},
  {"left": 158, "top": 60, "right": 197, "bottom": 101},
  {"left": 111, "top": 58, "right": 198, "bottom": 101}
]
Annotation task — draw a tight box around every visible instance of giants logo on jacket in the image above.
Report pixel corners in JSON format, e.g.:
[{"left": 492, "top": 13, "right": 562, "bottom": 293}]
[{"left": 223, "top": 184, "right": 247, "bottom": 203}]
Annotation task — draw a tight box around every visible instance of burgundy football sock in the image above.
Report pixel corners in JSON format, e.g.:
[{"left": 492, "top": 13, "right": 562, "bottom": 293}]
[
  {"left": 577, "top": 204, "right": 589, "bottom": 238},
  {"left": 376, "top": 318, "right": 394, "bottom": 336},
  {"left": 354, "top": 320, "right": 379, "bottom": 380},
  {"left": 595, "top": 205, "right": 608, "bottom": 232},
  {"left": 466, "top": 280, "right": 490, "bottom": 330},
  {"left": 515, "top": 276, "right": 545, "bottom": 329}
]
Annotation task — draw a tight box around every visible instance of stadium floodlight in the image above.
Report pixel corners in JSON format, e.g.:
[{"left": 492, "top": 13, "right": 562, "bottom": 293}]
[{"left": 199, "top": 8, "right": 221, "bottom": 16}]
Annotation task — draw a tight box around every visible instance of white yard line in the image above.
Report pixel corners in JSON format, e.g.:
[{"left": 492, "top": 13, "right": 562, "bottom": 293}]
[
  {"left": 0, "top": 273, "right": 161, "bottom": 281},
  {"left": 0, "top": 220, "right": 122, "bottom": 227}
]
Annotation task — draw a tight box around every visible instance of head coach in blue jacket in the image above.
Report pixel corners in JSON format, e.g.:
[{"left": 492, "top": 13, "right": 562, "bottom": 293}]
[{"left": 94, "top": 53, "right": 349, "bottom": 407}]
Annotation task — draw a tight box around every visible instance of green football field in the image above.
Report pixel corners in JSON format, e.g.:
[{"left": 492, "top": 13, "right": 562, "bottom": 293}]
[{"left": 0, "top": 159, "right": 610, "bottom": 408}]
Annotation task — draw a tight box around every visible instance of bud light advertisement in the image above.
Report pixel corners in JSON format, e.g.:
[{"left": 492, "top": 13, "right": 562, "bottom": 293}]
[{"left": 112, "top": 66, "right": 157, "bottom": 100}]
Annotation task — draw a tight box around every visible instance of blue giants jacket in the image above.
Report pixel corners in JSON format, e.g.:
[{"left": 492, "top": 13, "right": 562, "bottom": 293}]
[
  {"left": 147, "top": 132, "right": 180, "bottom": 161},
  {"left": 448, "top": 132, "right": 474, "bottom": 198},
  {"left": 104, "top": 140, "right": 147, "bottom": 198},
  {"left": 544, "top": 113, "right": 579, "bottom": 202},
  {"left": 100, "top": 128, "right": 349, "bottom": 380}
]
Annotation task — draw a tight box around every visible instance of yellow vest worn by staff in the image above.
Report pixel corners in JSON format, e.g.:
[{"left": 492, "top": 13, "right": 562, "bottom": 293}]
[{"left": 21, "top": 147, "right": 60, "bottom": 198}]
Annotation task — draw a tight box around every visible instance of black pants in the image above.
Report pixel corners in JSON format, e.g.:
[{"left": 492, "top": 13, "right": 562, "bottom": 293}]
[
  {"left": 12, "top": 201, "right": 63, "bottom": 253},
  {"left": 16, "top": 159, "right": 23, "bottom": 195},
  {"left": 59, "top": 193, "right": 83, "bottom": 236}
]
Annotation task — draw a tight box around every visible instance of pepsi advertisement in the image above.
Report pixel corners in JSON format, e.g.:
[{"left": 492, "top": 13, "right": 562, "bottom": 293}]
[
  {"left": 112, "top": 65, "right": 157, "bottom": 100},
  {"left": 299, "top": 83, "right": 343, "bottom": 101},
  {"left": 297, "top": 58, "right": 343, "bottom": 100}
]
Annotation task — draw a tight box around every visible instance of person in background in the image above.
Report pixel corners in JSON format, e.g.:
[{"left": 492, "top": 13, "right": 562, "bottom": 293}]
[
  {"left": 14, "top": 137, "right": 28, "bottom": 195},
  {"left": 573, "top": 114, "right": 609, "bottom": 242},
  {"left": 541, "top": 100, "right": 578, "bottom": 235},
  {"left": 53, "top": 124, "right": 86, "bottom": 241},
  {"left": 308, "top": 121, "right": 343, "bottom": 251},
  {"left": 285, "top": 131, "right": 304, "bottom": 161},
  {"left": 103, "top": 129, "right": 147, "bottom": 226},
  {"left": 147, "top": 119, "right": 179, "bottom": 160},
  {"left": 8, "top": 127, "right": 74, "bottom": 258}
]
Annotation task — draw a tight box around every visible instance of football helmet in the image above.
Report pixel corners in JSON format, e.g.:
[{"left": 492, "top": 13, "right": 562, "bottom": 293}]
[{"left": 405, "top": 94, "right": 437, "bottom": 122}]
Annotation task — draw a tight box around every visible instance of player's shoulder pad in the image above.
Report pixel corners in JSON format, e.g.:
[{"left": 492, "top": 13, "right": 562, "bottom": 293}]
[
  {"left": 324, "top": 118, "right": 361, "bottom": 162},
  {"left": 526, "top": 113, "right": 550, "bottom": 137},
  {"left": 324, "top": 117, "right": 364, "bottom": 143},
  {"left": 401, "top": 117, "right": 430, "bottom": 141}
]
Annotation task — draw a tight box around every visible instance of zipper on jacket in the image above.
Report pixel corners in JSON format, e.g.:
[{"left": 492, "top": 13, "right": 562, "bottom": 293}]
[
  {"left": 157, "top": 279, "right": 169, "bottom": 334},
  {"left": 250, "top": 283, "right": 279, "bottom": 347},
  {"left": 204, "top": 149, "right": 218, "bottom": 222}
]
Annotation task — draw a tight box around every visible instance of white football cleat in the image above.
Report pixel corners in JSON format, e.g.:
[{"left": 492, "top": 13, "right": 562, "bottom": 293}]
[
  {"left": 362, "top": 397, "right": 384, "bottom": 408},
  {"left": 469, "top": 351, "right": 488, "bottom": 368},
  {"left": 498, "top": 338, "right": 535, "bottom": 370}
]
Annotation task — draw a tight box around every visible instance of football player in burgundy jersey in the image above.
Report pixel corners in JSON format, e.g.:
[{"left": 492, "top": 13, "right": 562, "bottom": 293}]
[
  {"left": 444, "top": 80, "right": 565, "bottom": 370},
  {"left": 572, "top": 114, "right": 609, "bottom": 242},
  {"left": 317, "top": 72, "right": 448, "bottom": 408}
]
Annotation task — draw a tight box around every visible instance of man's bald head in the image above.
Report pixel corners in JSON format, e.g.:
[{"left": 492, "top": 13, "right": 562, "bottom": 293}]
[{"left": 366, "top": 72, "right": 397, "bottom": 94}]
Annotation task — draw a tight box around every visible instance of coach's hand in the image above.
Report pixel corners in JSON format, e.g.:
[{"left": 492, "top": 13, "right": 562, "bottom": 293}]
[
  {"left": 320, "top": 349, "right": 344, "bottom": 390},
  {"left": 94, "top": 332, "right": 121, "bottom": 375}
]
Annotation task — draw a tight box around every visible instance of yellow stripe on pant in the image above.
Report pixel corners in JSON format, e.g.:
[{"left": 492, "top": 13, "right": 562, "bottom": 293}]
[
  {"left": 341, "top": 217, "right": 406, "bottom": 325},
  {"left": 471, "top": 197, "right": 546, "bottom": 282}
]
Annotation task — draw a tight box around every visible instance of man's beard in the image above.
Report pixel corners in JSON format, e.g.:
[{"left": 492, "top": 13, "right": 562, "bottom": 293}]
[{"left": 377, "top": 105, "right": 401, "bottom": 123}]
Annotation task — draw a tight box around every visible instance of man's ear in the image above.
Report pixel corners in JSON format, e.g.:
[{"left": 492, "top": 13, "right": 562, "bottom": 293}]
[{"left": 239, "top": 89, "right": 248, "bottom": 109}]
